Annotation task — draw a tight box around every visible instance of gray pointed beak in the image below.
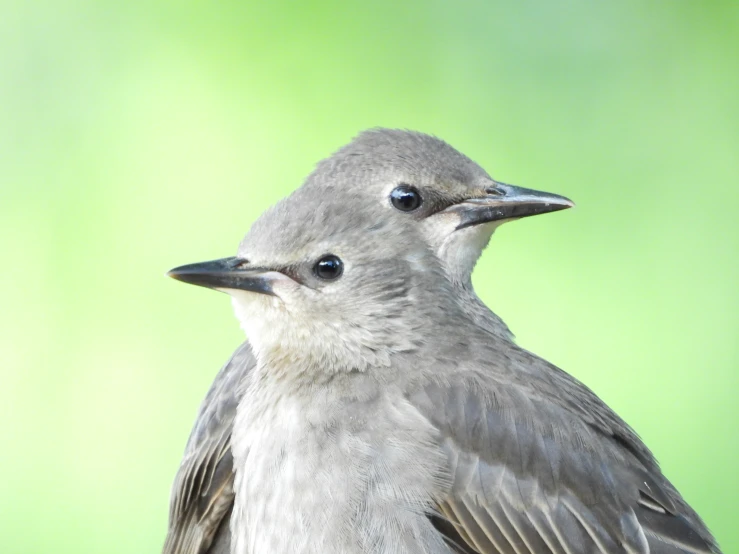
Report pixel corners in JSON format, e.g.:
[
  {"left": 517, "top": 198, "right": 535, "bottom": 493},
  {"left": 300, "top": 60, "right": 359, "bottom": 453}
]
[
  {"left": 167, "top": 256, "right": 278, "bottom": 296},
  {"left": 450, "top": 182, "right": 574, "bottom": 230}
]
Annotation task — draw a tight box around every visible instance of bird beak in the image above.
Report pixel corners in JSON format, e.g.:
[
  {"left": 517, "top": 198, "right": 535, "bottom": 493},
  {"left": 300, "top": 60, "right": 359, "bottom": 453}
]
[
  {"left": 448, "top": 182, "right": 574, "bottom": 230},
  {"left": 167, "top": 257, "right": 281, "bottom": 296}
]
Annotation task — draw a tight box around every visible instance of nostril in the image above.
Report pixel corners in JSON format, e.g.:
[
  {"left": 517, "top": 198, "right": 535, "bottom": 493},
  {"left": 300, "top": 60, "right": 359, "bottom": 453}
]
[
  {"left": 231, "top": 258, "right": 250, "bottom": 269},
  {"left": 485, "top": 186, "right": 504, "bottom": 197}
]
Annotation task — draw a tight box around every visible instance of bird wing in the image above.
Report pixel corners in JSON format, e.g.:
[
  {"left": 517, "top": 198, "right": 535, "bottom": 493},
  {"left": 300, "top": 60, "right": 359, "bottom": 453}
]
[
  {"left": 162, "top": 341, "right": 255, "bottom": 554},
  {"left": 408, "top": 349, "right": 719, "bottom": 554}
]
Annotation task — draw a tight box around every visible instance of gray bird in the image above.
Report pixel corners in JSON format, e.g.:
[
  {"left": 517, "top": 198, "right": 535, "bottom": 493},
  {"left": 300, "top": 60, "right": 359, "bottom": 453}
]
[
  {"left": 168, "top": 177, "right": 718, "bottom": 551},
  {"left": 162, "top": 130, "right": 574, "bottom": 554}
]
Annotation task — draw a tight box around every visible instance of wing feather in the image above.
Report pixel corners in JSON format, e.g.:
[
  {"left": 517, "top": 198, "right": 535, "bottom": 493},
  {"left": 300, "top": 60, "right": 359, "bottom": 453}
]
[
  {"left": 409, "top": 353, "right": 719, "bottom": 554},
  {"left": 162, "top": 341, "right": 255, "bottom": 554}
]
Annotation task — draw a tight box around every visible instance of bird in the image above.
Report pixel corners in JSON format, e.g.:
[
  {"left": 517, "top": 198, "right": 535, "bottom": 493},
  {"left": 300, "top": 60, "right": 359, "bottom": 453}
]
[
  {"left": 162, "top": 129, "right": 574, "bottom": 554},
  {"left": 168, "top": 162, "right": 719, "bottom": 552}
]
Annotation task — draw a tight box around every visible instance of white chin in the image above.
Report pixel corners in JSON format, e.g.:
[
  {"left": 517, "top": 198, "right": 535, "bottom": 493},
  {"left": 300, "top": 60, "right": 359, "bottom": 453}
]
[
  {"left": 228, "top": 290, "right": 280, "bottom": 344},
  {"left": 441, "top": 222, "right": 499, "bottom": 282}
]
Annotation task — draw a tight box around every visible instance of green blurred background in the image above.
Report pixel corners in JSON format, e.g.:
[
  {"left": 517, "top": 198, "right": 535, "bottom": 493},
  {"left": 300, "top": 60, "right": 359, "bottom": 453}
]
[{"left": 1, "top": 1, "right": 737, "bottom": 553}]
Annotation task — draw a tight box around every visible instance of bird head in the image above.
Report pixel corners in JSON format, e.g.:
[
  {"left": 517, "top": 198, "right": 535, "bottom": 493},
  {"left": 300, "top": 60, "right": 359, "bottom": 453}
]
[
  {"left": 169, "top": 198, "right": 459, "bottom": 376},
  {"left": 302, "top": 128, "right": 573, "bottom": 287}
]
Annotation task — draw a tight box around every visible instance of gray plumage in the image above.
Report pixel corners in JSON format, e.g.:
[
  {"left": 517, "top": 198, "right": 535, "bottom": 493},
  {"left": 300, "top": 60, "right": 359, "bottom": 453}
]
[
  {"left": 165, "top": 130, "right": 719, "bottom": 554},
  {"left": 163, "top": 129, "right": 515, "bottom": 554}
]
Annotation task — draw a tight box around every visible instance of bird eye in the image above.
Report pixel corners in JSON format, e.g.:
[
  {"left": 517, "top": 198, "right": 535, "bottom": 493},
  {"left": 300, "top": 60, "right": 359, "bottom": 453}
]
[
  {"left": 313, "top": 255, "right": 343, "bottom": 280},
  {"left": 390, "top": 185, "right": 422, "bottom": 212}
]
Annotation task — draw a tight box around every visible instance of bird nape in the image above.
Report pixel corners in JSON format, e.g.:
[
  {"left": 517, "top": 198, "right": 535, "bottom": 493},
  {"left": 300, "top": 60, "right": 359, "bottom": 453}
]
[{"left": 164, "top": 129, "right": 719, "bottom": 554}]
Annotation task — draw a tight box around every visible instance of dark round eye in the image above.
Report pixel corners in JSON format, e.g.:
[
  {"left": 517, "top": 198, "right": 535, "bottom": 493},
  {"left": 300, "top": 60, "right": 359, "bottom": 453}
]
[
  {"left": 313, "top": 255, "right": 343, "bottom": 280},
  {"left": 390, "top": 185, "right": 422, "bottom": 212}
]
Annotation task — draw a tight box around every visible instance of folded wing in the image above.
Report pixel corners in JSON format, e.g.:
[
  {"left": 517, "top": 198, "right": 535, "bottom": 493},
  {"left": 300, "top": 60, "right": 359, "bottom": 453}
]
[
  {"left": 409, "top": 348, "right": 719, "bottom": 554},
  {"left": 163, "top": 341, "right": 255, "bottom": 554}
]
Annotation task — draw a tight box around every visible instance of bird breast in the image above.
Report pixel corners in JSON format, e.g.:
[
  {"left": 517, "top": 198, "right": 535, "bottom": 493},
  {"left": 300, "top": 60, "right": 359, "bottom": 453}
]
[{"left": 230, "top": 371, "right": 452, "bottom": 554}]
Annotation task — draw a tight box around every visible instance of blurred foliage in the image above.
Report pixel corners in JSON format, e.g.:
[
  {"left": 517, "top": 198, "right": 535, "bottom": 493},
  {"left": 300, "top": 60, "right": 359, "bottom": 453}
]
[{"left": 1, "top": 1, "right": 737, "bottom": 553}]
